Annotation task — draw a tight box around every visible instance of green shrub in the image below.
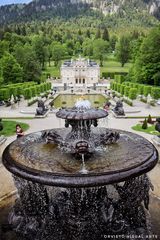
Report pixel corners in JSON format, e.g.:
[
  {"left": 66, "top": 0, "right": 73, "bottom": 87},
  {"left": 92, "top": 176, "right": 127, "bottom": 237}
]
[
  {"left": 17, "top": 86, "right": 23, "bottom": 96},
  {"left": 36, "top": 85, "right": 41, "bottom": 95},
  {"left": 102, "top": 72, "right": 115, "bottom": 79},
  {"left": 40, "top": 84, "right": 44, "bottom": 93},
  {"left": 150, "top": 100, "right": 156, "bottom": 106},
  {"left": 115, "top": 75, "right": 125, "bottom": 84},
  {"left": 129, "top": 88, "right": 137, "bottom": 100},
  {"left": 140, "top": 98, "right": 147, "bottom": 103},
  {"left": 151, "top": 87, "right": 160, "bottom": 99},
  {"left": 8, "top": 87, "right": 18, "bottom": 97},
  {"left": 24, "top": 88, "right": 32, "bottom": 100},
  {"left": 117, "top": 83, "right": 121, "bottom": 93},
  {"left": 124, "top": 86, "right": 130, "bottom": 97},
  {"left": 120, "top": 85, "right": 125, "bottom": 95},
  {"left": 123, "top": 82, "right": 130, "bottom": 86},
  {"left": 147, "top": 114, "right": 153, "bottom": 124},
  {"left": 110, "top": 81, "right": 114, "bottom": 89},
  {"left": 143, "top": 86, "right": 152, "bottom": 97},
  {"left": 0, "top": 88, "right": 10, "bottom": 100},
  {"left": 43, "top": 83, "right": 48, "bottom": 92},
  {"left": 47, "top": 82, "right": 52, "bottom": 90},
  {"left": 142, "top": 118, "right": 148, "bottom": 129},
  {"left": 114, "top": 82, "right": 118, "bottom": 91},
  {"left": 30, "top": 87, "right": 37, "bottom": 97},
  {"left": 137, "top": 85, "right": 144, "bottom": 95}
]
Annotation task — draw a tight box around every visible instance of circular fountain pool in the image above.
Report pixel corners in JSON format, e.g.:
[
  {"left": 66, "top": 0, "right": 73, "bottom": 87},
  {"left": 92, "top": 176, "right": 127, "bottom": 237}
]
[
  {"left": 2, "top": 100, "right": 159, "bottom": 240},
  {"left": 3, "top": 128, "right": 158, "bottom": 187}
]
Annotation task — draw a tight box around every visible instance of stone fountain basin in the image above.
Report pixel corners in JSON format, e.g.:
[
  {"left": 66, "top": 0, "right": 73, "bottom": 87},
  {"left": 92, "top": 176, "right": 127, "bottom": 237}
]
[{"left": 2, "top": 128, "right": 158, "bottom": 188}]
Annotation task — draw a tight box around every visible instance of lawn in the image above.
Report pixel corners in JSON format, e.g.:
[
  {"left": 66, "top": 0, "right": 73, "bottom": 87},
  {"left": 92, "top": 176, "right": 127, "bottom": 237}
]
[
  {"left": 132, "top": 124, "right": 159, "bottom": 135},
  {"left": 1, "top": 120, "right": 30, "bottom": 137},
  {"left": 42, "top": 62, "right": 60, "bottom": 79},
  {"left": 100, "top": 60, "right": 132, "bottom": 75}
]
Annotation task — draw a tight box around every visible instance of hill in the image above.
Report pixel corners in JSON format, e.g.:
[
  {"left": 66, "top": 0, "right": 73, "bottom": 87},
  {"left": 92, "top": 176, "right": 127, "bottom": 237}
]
[{"left": 0, "top": 0, "right": 159, "bottom": 27}]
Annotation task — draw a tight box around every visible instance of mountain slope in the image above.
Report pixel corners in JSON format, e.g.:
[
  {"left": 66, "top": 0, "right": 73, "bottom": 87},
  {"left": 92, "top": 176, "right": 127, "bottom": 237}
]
[
  {"left": 0, "top": 0, "right": 159, "bottom": 26},
  {"left": 0, "top": 0, "right": 92, "bottom": 25},
  {"left": 78, "top": 0, "right": 160, "bottom": 19}
]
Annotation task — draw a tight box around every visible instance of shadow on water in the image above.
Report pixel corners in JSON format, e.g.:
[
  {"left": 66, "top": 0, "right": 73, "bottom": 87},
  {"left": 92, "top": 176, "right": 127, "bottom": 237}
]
[{"left": 0, "top": 194, "right": 160, "bottom": 240}]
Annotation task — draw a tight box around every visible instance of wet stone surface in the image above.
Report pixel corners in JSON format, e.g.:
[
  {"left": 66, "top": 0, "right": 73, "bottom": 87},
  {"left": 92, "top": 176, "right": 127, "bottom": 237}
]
[
  {"left": 7, "top": 128, "right": 155, "bottom": 174},
  {"left": 0, "top": 179, "right": 160, "bottom": 240}
]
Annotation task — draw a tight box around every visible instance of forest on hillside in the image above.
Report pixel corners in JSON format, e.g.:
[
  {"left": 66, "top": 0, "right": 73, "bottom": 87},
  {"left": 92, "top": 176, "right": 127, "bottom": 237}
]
[{"left": 0, "top": 19, "right": 160, "bottom": 87}]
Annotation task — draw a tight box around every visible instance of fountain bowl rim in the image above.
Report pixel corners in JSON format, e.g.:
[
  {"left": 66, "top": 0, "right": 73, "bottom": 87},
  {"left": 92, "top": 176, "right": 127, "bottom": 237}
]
[
  {"left": 56, "top": 108, "right": 108, "bottom": 120},
  {"left": 2, "top": 129, "right": 159, "bottom": 188}
]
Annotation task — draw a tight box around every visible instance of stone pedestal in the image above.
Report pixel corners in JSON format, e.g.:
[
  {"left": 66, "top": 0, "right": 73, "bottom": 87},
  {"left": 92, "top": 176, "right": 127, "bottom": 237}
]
[{"left": 9, "top": 175, "right": 152, "bottom": 240}]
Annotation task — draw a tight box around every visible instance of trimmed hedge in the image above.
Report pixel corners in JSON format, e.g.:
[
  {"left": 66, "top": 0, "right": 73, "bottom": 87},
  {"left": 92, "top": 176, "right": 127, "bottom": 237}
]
[
  {"left": 0, "top": 88, "right": 10, "bottom": 100},
  {"left": 129, "top": 88, "right": 137, "bottom": 100},
  {"left": 24, "top": 88, "right": 32, "bottom": 100},
  {"left": 151, "top": 87, "right": 160, "bottom": 99},
  {"left": 102, "top": 72, "right": 128, "bottom": 80},
  {"left": 143, "top": 86, "right": 152, "bottom": 97},
  {"left": 0, "top": 81, "right": 51, "bottom": 101},
  {"left": 124, "top": 86, "right": 130, "bottom": 97},
  {"left": 120, "top": 85, "right": 125, "bottom": 95}
]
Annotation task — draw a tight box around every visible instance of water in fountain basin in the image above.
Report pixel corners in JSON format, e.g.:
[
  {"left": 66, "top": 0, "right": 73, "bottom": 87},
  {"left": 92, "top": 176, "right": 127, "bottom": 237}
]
[{"left": 79, "top": 154, "right": 88, "bottom": 174}]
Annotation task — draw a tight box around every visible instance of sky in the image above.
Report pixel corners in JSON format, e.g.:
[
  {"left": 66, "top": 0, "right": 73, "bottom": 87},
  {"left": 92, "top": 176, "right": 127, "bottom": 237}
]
[{"left": 0, "top": 0, "right": 32, "bottom": 6}]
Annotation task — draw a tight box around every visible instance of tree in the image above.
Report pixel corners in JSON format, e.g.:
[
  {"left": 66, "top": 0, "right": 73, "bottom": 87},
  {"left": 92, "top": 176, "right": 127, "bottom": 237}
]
[
  {"left": 47, "top": 44, "right": 53, "bottom": 67},
  {"left": 52, "top": 42, "right": 66, "bottom": 66},
  {"left": 153, "top": 72, "right": 160, "bottom": 86},
  {"left": 142, "top": 118, "right": 148, "bottom": 129},
  {"left": 93, "top": 39, "right": 109, "bottom": 67},
  {"left": 115, "top": 36, "right": 130, "bottom": 67},
  {"left": 110, "top": 35, "right": 118, "bottom": 52},
  {"left": 14, "top": 43, "right": 41, "bottom": 83},
  {"left": 65, "top": 40, "right": 74, "bottom": 56},
  {"left": 82, "top": 39, "right": 93, "bottom": 57},
  {"left": 131, "top": 26, "right": 160, "bottom": 85},
  {"left": 0, "top": 60, "right": 4, "bottom": 86},
  {"left": 33, "top": 36, "right": 47, "bottom": 69},
  {"left": 0, "top": 40, "right": 9, "bottom": 58},
  {"left": 130, "top": 38, "right": 143, "bottom": 62},
  {"left": 85, "top": 29, "right": 91, "bottom": 38},
  {"left": 102, "top": 28, "right": 109, "bottom": 41},
  {"left": 147, "top": 115, "right": 153, "bottom": 124},
  {"left": 95, "top": 28, "right": 101, "bottom": 39},
  {"left": 1, "top": 53, "right": 23, "bottom": 84}
]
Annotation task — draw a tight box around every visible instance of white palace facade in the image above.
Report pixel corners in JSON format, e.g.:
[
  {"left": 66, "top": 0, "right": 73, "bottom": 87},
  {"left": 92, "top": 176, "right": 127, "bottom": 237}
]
[{"left": 61, "top": 57, "right": 100, "bottom": 85}]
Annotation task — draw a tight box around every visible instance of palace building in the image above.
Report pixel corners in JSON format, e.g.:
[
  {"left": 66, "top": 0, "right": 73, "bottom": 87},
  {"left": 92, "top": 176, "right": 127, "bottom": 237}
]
[{"left": 61, "top": 57, "right": 100, "bottom": 85}]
